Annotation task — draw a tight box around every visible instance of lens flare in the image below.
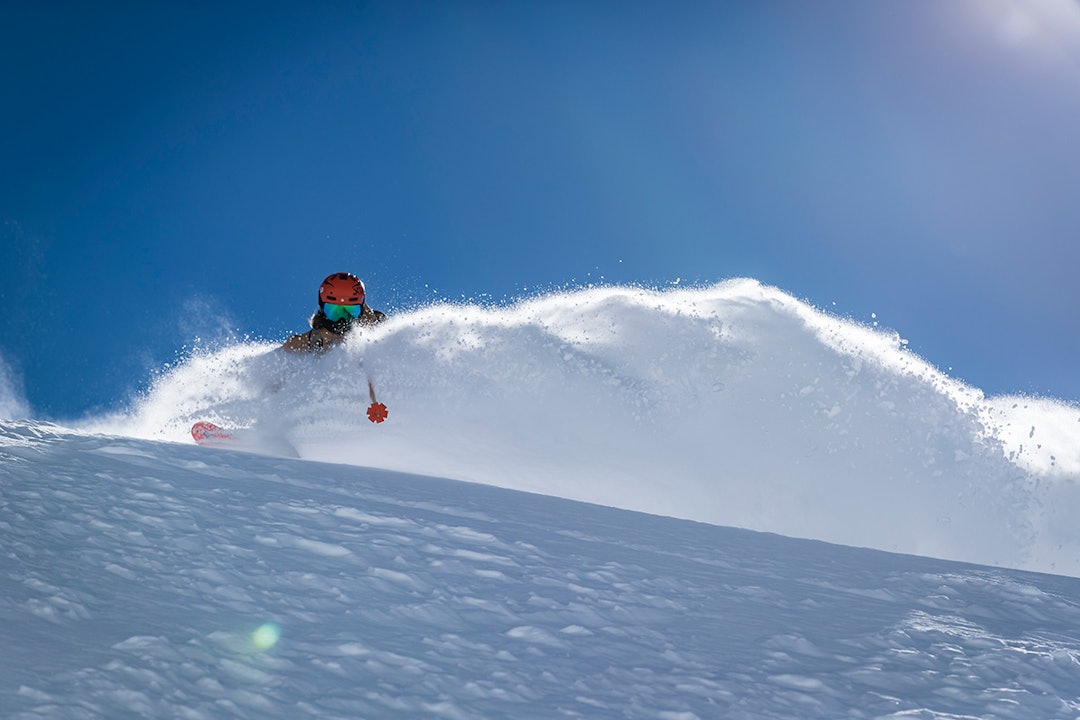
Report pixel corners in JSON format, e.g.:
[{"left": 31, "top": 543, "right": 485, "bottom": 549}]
[{"left": 252, "top": 622, "right": 282, "bottom": 650}]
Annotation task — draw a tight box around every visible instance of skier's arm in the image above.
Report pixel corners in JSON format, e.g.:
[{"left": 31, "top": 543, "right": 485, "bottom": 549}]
[
  {"left": 281, "top": 328, "right": 344, "bottom": 353},
  {"left": 281, "top": 333, "right": 309, "bottom": 352},
  {"left": 361, "top": 305, "right": 387, "bottom": 325}
]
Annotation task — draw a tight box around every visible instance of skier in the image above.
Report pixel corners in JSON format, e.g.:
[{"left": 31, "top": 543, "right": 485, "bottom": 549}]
[{"left": 282, "top": 272, "right": 387, "bottom": 353}]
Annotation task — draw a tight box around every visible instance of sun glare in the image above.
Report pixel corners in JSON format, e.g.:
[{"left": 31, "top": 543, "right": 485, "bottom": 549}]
[
  {"left": 924, "top": 0, "right": 1080, "bottom": 89},
  {"left": 966, "top": 0, "right": 1080, "bottom": 55}
]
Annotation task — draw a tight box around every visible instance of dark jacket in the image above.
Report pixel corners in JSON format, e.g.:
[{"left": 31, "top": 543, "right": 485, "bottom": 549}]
[{"left": 282, "top": 304, "right": 386, "bottom": 353}]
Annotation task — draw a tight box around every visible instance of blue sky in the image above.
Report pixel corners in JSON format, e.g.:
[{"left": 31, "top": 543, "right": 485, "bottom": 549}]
[{"left": 3, "top": 0, "right": 1080, "bottom": 419}]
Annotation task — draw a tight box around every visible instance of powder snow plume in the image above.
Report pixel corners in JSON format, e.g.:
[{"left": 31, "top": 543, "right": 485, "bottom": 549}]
[
  {"left": 90, "top": 279, "right": 1080, "bottom": 576},
  {"left": 0, "top": 354, "right": 29, "bottom": 420}
]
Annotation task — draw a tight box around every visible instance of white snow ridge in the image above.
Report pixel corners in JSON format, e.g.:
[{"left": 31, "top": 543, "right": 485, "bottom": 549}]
[
  {"left": 98, "top": 280, "right": 1080, "bottom": 573},
  {"left": 5, "top": 280, "right": 1080, "bottom": 717}
]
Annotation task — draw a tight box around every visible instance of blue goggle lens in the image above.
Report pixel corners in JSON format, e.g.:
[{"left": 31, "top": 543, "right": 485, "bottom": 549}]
[{"left": 324, "top": 303, "right": 363, "bottom": 322}]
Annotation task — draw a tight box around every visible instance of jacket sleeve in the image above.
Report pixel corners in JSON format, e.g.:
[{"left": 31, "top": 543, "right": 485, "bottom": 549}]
[
  {"left": 281, "top": 328, "right": 343, "bottom": 353},
  {"left": 361, "top": 305, "right": 387, "bottom": 325},
  {"left": 282, "top": 331, "right": 311, "bottom": 352}
]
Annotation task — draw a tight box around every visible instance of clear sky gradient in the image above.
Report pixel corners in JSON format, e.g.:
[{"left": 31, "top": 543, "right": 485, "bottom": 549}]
[{"left": 3, "top": 0, "right": 1080, "bottom": 419}]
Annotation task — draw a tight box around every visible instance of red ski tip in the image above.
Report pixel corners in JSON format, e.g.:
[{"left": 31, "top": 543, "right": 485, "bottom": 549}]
[
  {"left": 191, "top": 421, "right": 234, "bottom": 445},
  {"left": 367, "top": 402, "right": 389, "bottom": 423}
]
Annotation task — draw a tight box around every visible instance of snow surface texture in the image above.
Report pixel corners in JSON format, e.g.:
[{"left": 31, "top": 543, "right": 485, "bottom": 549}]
[
  {"left": 5, "top": 421, "right": 1080, "bottom": 719},
  {"left": 92, "top": 280, "right": 1080, "bottom": 576}
]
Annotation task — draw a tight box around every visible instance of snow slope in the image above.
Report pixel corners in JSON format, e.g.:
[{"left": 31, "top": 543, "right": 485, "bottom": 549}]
[
  {"left": 4, "top": 420, "right": 1080, "bottom": 719},
  {"left": 93, "top": 280, "right": 1080, "bottom": 576}
]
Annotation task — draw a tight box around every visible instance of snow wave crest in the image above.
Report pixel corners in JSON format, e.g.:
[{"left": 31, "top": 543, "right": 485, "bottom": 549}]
[{"left": 92, "top": 279, "right": 1080, "bottom": 575}]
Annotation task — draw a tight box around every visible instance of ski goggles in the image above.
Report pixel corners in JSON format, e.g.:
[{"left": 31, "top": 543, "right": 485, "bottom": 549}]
[{"left": 323, "top": 303, "right": 363, "bottom": 322}]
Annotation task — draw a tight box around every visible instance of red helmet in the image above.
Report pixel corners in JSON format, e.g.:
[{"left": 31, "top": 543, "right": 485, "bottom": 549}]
[{"left": 319, "top": 272, "right": 366, "bottom": 306}]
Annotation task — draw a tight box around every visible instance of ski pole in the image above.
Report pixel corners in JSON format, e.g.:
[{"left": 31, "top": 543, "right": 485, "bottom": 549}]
[{"left": 366, "top": 377, "right": 388, "bottom": 423}]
